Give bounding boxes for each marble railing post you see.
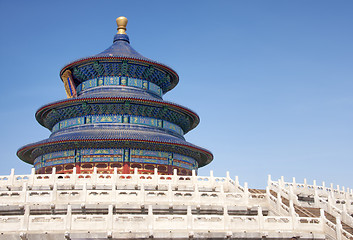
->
[172,169,177,185]
[82,183,87,203]
[210,170,215,188]
[342,186,346,200]
[148,205,153,238]
[319,209,325,232]
[330,183,334,194]
[111,180,116,202]
[289,185,299,205]
[173,168,178,186]
[280,176,285,189]
[192,169,196,187]
[289,200,295,216]
[21,204,29,232]
[66,205,72,232]
[290,200,297,230]
[313,180,319,208]
[223,205,229,232]
[9,168,15,186]
[168,183,173,205]
[22,182,27,203]
[225,171,230,191]
[194,184,200,206]
[191,169,197,189]
[107,204,113,236]
[327,194,333,213]
[52,183,57,203]
[265,186,271,207]
[258,206,264,230]
[342,204,348,223]
[113,167,118,183]
[288,185,292,200]
[292,177,297,193]
[235,176,240,191]
[50,167,56,186]
[187,205,193,238]
[140,183,145,205]
[244,182,249,204]
[220,184,225,205]
[276,178,281,194]
[303,178,307,192]
[30,168,35,185]
[335,216,342,240]
[322,181,326,194]
[93,167,97,182]
[277,191,282,212]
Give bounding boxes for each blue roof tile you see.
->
[94,34,151,60]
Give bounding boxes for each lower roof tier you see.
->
[17,124,213,168]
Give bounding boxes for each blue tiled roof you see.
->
[17,124,213,166]
[94,34,151,60]
[35,92,200,133]
[60,33,179,93]
[49,124,185,143]
[51,123,184,140]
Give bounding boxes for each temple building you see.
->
[17,16,213,176]
[0,17,352,240]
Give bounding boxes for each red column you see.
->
[75,163,81,174]
[122,163,130,174]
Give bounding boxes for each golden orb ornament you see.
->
[116,16,128,34]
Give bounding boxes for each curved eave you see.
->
[60,56,179,93]
[35,97,200,133]
[17,138,213,167]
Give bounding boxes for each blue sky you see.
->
[0,1,352,188]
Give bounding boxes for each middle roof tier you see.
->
[36,86,200,134]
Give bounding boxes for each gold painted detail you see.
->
[61,70,77,98]
[116,16,128,34]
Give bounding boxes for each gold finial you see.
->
[116,16,128,34]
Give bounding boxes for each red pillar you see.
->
[122,163,130,174]
[75,163,81,174]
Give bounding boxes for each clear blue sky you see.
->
[0,1,352,189]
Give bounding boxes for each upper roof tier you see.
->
[60,17,179,94]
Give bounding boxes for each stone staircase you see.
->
[251,188,353,238]
[249,189,266,194]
